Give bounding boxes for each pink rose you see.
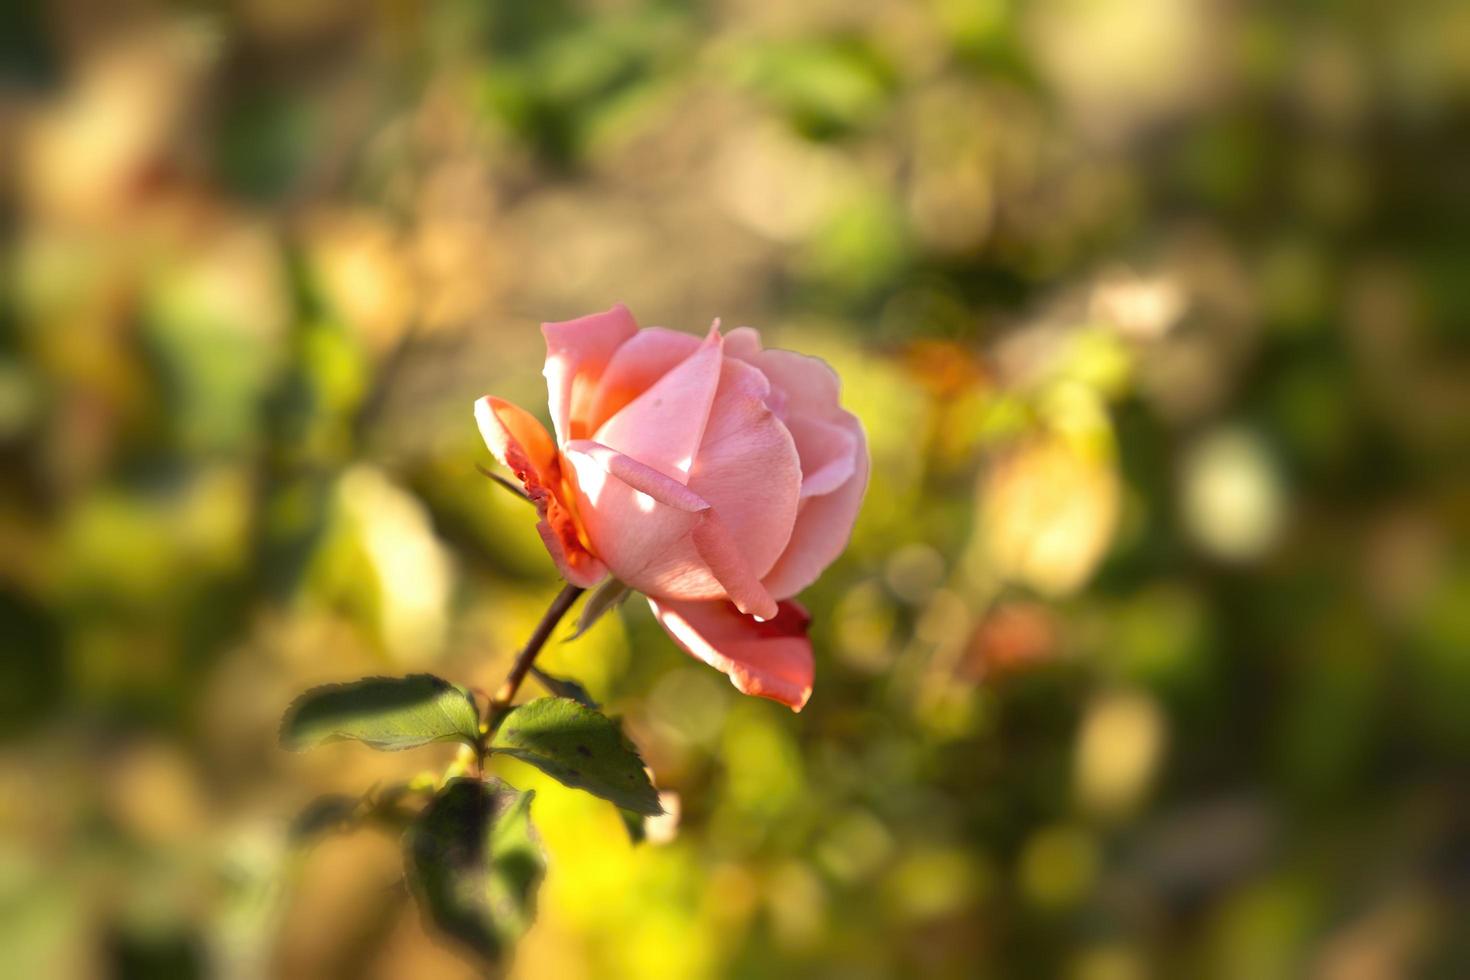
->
[476,304,868,710]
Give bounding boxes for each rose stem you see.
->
[486,582,585,725]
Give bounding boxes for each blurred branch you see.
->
[351,319,422,447]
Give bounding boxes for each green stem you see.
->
[485,583,584,732]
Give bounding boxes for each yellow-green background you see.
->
[2,0,1467,976]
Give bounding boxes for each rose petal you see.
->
[475,395,557,476]
[739,347,844,423]
[691,517,778,621]
[728,343,858,491]
[761,411,869,599]
[593,325,723,485]
[542,304,640,444]
[722,326,763,359]
[782,414,858,499]
[687,358,801,578]
[564,440,707,513]
[585,327,703,433]
[563,441,706,598]
[475,396,607,587]
[648,597,814,710]
[564,439,777,618]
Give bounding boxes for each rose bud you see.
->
[476,305,868,710]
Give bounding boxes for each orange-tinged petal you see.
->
[475,396,606,587]
[476,395,558,476]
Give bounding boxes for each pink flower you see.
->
[476,305,868,710]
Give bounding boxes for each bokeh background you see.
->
[3,0,1468,977]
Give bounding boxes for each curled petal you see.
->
[648,597,814,711]
[475,396,606,587]
[564,440,707,513]
[542,304,640,443]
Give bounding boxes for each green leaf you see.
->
[529,666,599,709]
[404,778,545,964]
[490,698,662,816]
[279,675,481,752]
[565,577,629,640]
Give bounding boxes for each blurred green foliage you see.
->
[2,0,1468,977]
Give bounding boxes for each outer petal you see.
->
[475,396,607,588]
[648,597,814,711]
[687,358,801,579]
[725,341,869,599]
[727,339,861,496]
[475,394,558,475]
[593,326,723,485]
[542,304,640,444]
[564,440,778,619]
[761,412,869,599]
[585,327,703,433]
[691,518,779,622]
